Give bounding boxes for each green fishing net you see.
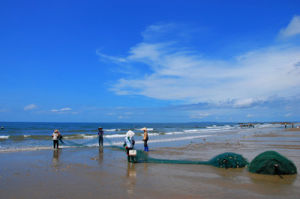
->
[248,151,297,175]
[128,150,249,169]
[207,152,249,168]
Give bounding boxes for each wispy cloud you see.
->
[246,114,254,118]
[51,107,74,113]
[189,112,210,119]
[96,50,127,63]
[279,15,300,38]
[24,104,37,111]
[232,98,266,108]
[285,113,292,117]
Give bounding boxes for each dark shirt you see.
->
[98,130,104,136]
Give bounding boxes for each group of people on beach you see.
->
[98,126,149,153]
[51,127,149,154]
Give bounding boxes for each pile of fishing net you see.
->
[128,150,249,168]
[128,149,297,175]
[248,151,297,175]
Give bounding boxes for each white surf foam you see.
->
[137,128,154,131]
[146,135,211,144]
[256,123,281,128]
[165,127,234,136]
[0,135,9,139]
[148,133,159,136]
[105,134,126,138]
[82,134,98,139]
[104,129,117,132]
[165,131,185,135]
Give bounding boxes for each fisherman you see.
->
[58,132,64,144]
[142,127,149,152]
[124,130,135,161]
[98,127,104,149]
[52,129,61,149]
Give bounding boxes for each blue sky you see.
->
[1,0,300,122]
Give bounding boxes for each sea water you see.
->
[0,122,283,152]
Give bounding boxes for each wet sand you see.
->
[0,128,299,199]
[286,128,300,132]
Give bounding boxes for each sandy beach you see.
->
[1,127,299,199]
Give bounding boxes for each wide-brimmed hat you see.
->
[126,130,135,137]
[98,127,103,129]
[142,127,147,131]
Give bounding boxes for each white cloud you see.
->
[51,107,72,113]
[189,112,210,119]
[279,16,300,38]
[246,114,254,118]
[100,20,300,106]
[285,113,292,117]
[60,107,72,111]
[110,44,300,104]
[24,104,37,111]
[233,98,265,108]
[96,50,127,63]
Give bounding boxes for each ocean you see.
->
[0,122,283,152]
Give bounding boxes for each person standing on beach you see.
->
[124,130,135,161]
[98,127,104,149]
[52,129,61,149]
[142,127,149,152]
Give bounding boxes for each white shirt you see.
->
[52,132,59,140]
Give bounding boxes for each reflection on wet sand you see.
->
[98,148,104,165]
[143,163,148,174]
[249,172,297,184]
[212,166,246,179]
[52,149,61,169]
[247,173,298,195]
[126,163,136,195]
